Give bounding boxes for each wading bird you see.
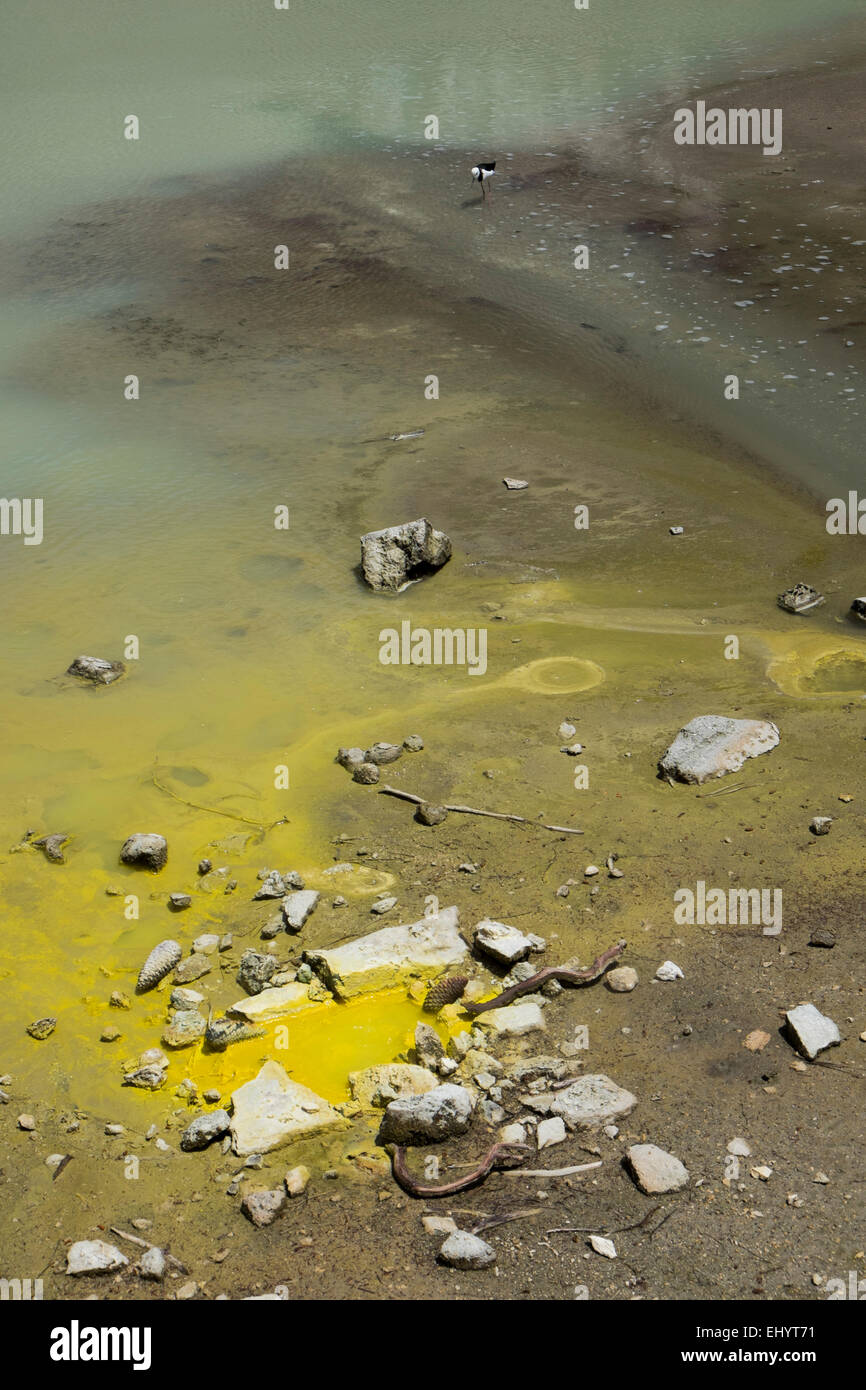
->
[471,160,496,199]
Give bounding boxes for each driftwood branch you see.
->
[379,785,583,835]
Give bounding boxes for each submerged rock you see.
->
[26,1017,56,1040]
[174,953,212,985]
[659,715,780,784]
[377,1083,474,1145]
[366,742,403,765]
[204,1016,266,1050]
[66,655,125,686]
[230,1061,345,1154]
[306,905,467,1000]
[162,1010,207,1049]
[352,762,380,785]
[242,1188,287,1228]
[136,939,182,993]
[360,517,452,592]
[282,890,320,931]
[32,833,69,864]
[777,583,825,614]
[416,802,448,826]
[121,833,168,871]
[123,1065,167,1091]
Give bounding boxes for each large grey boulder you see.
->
[360,517,452,592]
[659,715,779,784]
[377,1083,474,1145]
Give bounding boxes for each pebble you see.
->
[242,1189,287,1228]
[606,966,638,993]
[105,1123,125,1136]
[422,1215,457,1235]
[500,1122,527,1145]
[727,1137,752,1157]
[626,1143,690,1193]
[589,1235,617,1259]
[26,1017,56,1041]
[110,991,131,1010]
[416,803,448,826]
[176,1281,198,1300]
[100,1025,121,1042]
[655,961,684,981]
[370,896,398,915]
[558,722,577,740]
[584,865,599,877]
[403,735,424,752]
[352,762,380,785]
[438,1231,496,1270]
[809,927,836,948]
[66,1240,128,1275]
[174,953,212,985]
[181,1110,231,1152]
[537,1116,567,1149]
[809,816,833,836]
[285,1165,311,1196]
[192,933,220,954]
[139,1246,166,1281]
[169,893,192,911]
[785,1003,841,1059]
[17,1114,36,1130]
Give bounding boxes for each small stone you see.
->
[377,1084,474,1145]
[558,722,577,740]
[17,1113,36,1130]
[669,526,684,536]
[105,1123,125,1135]
[813,1172,830,1185]
[282,890,320,931]
[606,966,638,993]
[560,743,584,755]
[727,1137,752,1157]
[67,1240,128,1275]
[181,1110,231,1151]
[809,816,832,836]
[743,1029,771,1052]
[626,1143,690,1194]
[537,1116,567,1149]
[503,477,529,490]
[203,1089,221,1104]
[370,896,398,915]
[589,1235,617,1259]
[192,933,220,954]
[26,1017,56,1041]
[174,953,211,985]
[237,950,279,995]
[198,859,213,875]
[584,864,599,877]
[242,1188,287,1227]
[109,991,131,1010]
[422,1215,457,1235]
[474,918,532,966]
[176,1281,198,1300]
[416,803,448,826]
[603,1124,619,1139]
[219,934,233,952]
[366,742,403,765]
[169,893,192,911]
[809,927,836,949]
[476,1001,546,1038]
[100,1026,121,1043]
[655,961,684,981]
[500,1122,527,1145]
[162,1010,207,1049]
[352,762,380,785]
[438,1231,495,1270]
[170,987,204,1010]
[139,1246,166,1281]
[403,735,424,752]
[45,1153,68,1170]
[785,1003,840,1059]
[285,1165,310,1196]
[751,1166,773,1182]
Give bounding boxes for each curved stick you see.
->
[462,939,626,1015]
[391,1142,531,1198]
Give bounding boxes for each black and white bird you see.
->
[470,160,496,199]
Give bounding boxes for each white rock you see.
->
[282,890,320,931]
[547,1075,637,1129]
[422,1215,458,1235]
[139,1246,166,1281]
[659,715,780,784]
[284,1165,310,1196]
[606,966,638,992]
[537,1116,567,1150]
[500,1122,527,1145]
[348,1063,439,1108]
[751,1166,773,1182]
[474,918,532,966]
[727,1137,752,1157]
[558,722,577,739]
[230,1061,345,1155]
[305,905,466,999]
[476,1001,546,1037]
[626,1143,690,1193]
[377,1083,474,1145]
[584,864,599,877]
[67,1240,129,1275]
[229,983,322,1022]
[656,961,684,981]
[192,933,220,955]
[785,1003,841,1059]
[589,1235,617,1259]
[438,1230,495,1270]
[603,1124,619,1139]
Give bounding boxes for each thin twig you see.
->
[546,1205,660,1237]
[501,1160,602,1179]
[151,761,288,834]
[470,1207,544,1236]
[379,785,583,835]
[110,1226,188,1274]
